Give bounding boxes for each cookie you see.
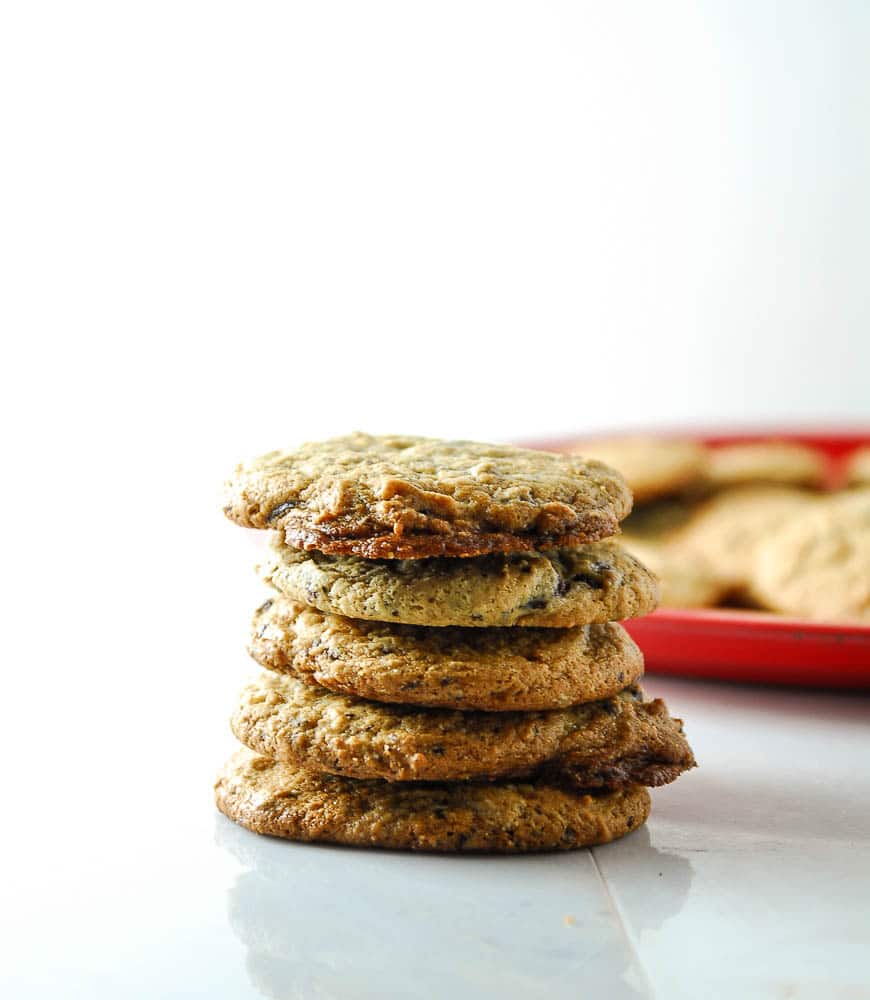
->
[260,536,660,628]
[223,433,632,558]
[249,595,645,711]
[566,437,708,504]
[230,673,695,787]
[751,490,870,621]
[620,538,727,609]
[846,446,870,486]
[215,748,651,852]
[676,485,817,593]
[706,441,826,489]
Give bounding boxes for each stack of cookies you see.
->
[216,433,696,853]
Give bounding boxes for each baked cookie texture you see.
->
[568,436,708,504]
[217,431,696,852]
[260,536,660,628]
[751,490,870,622]
[216,748,651,853]
[223,433,632,558]
[230,672,695,787]
[248,595,645,711]
[706,441,826,489]
[676,485,817,593]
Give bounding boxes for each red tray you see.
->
[542,429,870,688]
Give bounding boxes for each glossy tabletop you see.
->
[4,662,868,999]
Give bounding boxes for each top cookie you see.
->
[566,436,708,505]
[223,433,632,558]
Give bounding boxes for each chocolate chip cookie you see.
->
[751,489,870,621]
[249,595,644,710]
[223,433,632,558]
[215,748,651,852]
[260,537,659,628]
[230,673,695,787]
[676,485,817,593]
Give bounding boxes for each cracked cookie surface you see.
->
[249,595,644,710]
[230,673,695,786]
[215,748,651,852]
[223,433,632,558]
[261,536,659,628]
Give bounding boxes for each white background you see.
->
[1,3,869,997]
[3,1,869,457]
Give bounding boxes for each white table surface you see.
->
[4,664,868,1000]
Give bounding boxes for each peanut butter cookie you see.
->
[223,433,632,558]
[215,748,651,852]
[249,595,644,710]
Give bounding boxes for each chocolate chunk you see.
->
[266,500,296,522]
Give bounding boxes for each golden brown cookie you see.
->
[223,433,632,558]
[706,441,826,489]
[676,485,817,593]
[260,537,659,628]
[248,595,645,711]
[215,748,651,853]
[750,490,870,621]
[230,673,695,787]
[566,436,708,504]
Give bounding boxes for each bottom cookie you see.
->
[215,748,651,853]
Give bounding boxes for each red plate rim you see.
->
[529,427,870,684]
[641,605,870,639]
